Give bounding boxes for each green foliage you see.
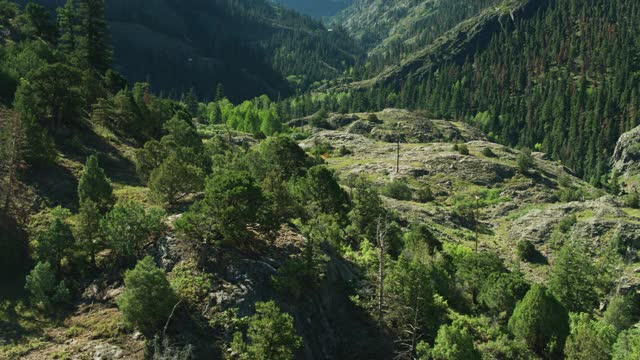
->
[613,328,640,360]
[168,260,213,307]
[34,218,75,270]
[176,170,264,245]
[558,187,591,203]
[624,192,640,209]
[14,63,84,124]
[478,335,537,360]
[24,261,70,310]
[603,294,636,333]
[347,178,387,242]
[415,183,434,203]
[74,199,101,268]
[403,224,442,255]
[381,179,412,201]
[253,135,312,181]
[231,301,302,360]
[430,324,481,360]
[516,148,534,173]
[548,241,599,313]
[272,258,308,299]
[457,143,469,156]
[557,214,577,233]
[366,113,381,123]
[100,201,165,263]
[516,240,537,262]
[455,251,505,301]
[478,271,529,318]
[481,147,496,158]
[117,256,177,334]
[148,153,205,206]
[386,254,448,343]
[78,155,114,213]
[508,284,569,358]
[291,165,348,219]
[565,313,617,360]
[135,140,170,182]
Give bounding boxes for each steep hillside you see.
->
[295,109,640,290]
[326,0,640,188]
[333,0,502,76]
[275,0,351,18]
[21,0,362,101]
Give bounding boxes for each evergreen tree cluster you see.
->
[280,0,640,186]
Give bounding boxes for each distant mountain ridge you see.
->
[274,0,351,17]
[17,0,361,101]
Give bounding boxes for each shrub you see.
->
[558,187,587,202]
[117,256,177,334]
[231,301,302,360]
[431,324,481,360]
[481,147,496,157]
[624,192,640,209]
[24,262,70,311]
[548,241,599,313]
[336,145,352,157]
[404,224,442,254]
[557,214,577,233]
[381,179,412,201]
[78,155,115,213]
[558,175,572,188]
[35,218,75,270]
[516,148,534,173]
[603,294,636,333]
[516,240,537,262]
[367,113,381,123]
[613,328,640,360]
[478,272,529,317]
[169,260,213,307]
[175,170,264,245]
[416,184,434,203]
[457,143,469,155]
[564,313,617,360]
[100,202,166,263]
[148,153,205,206]
[508,284,569,358]
[456,251,506,301]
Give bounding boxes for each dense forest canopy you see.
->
[2,0,640,359]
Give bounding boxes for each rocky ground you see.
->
[297,109,640,289]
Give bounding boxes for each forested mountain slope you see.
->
[274,0,351,18]
[326,0,640,188]
[333,0,502,77]
[19,0,361,101]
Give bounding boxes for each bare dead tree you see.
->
[393,284,423,360]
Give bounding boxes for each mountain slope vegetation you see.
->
[275,0,351,18]
[3,0,640,359]
[334,0,503,76]
[19,0,362,101]
[295,0,640,188]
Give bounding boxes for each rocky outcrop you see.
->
[612,125,640,191]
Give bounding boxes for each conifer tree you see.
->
[78,155,114,213]
[76,0,112,73]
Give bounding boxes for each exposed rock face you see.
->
[187,226,391,360]
[612,125,640,191]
